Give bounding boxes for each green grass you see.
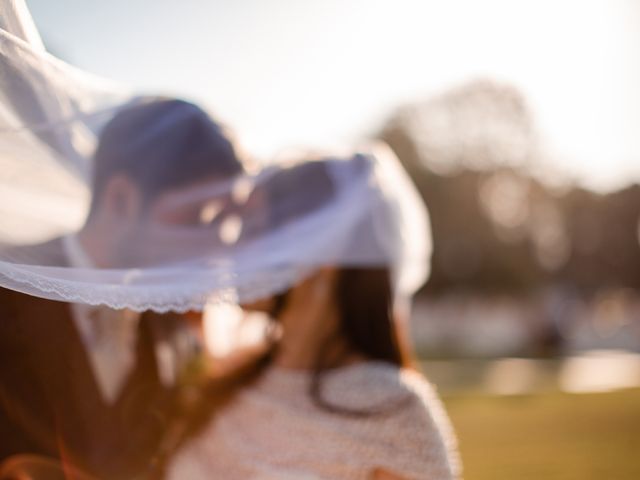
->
[442,389,640,480]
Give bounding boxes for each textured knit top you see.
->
[167,361,461,479]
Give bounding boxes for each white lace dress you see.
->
[167,362,461,479]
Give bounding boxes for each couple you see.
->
[0,97,460,480]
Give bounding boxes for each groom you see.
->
[0,98,243,478]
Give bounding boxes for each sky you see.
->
[27,0,640,192]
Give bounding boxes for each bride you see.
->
[166,157,461,480]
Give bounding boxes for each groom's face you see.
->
[145,176,245,238]
[99,173,236,267]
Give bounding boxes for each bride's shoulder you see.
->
[335,361,435,400]
[339,362,461,478]
[323,361,442,412]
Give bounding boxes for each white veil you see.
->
[0,1,432,312]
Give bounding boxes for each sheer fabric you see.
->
[0,1,432,312]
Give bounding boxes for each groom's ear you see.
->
[100,174,143,223]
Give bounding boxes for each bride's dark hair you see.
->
[335,268,413,369]
[307,266,416,417]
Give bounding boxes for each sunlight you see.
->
[28,0,640,191]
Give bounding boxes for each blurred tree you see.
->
[558,185,640,292]
[377,79,640,298]
[393,78,539,174]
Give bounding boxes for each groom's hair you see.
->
[89,97,242,214]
